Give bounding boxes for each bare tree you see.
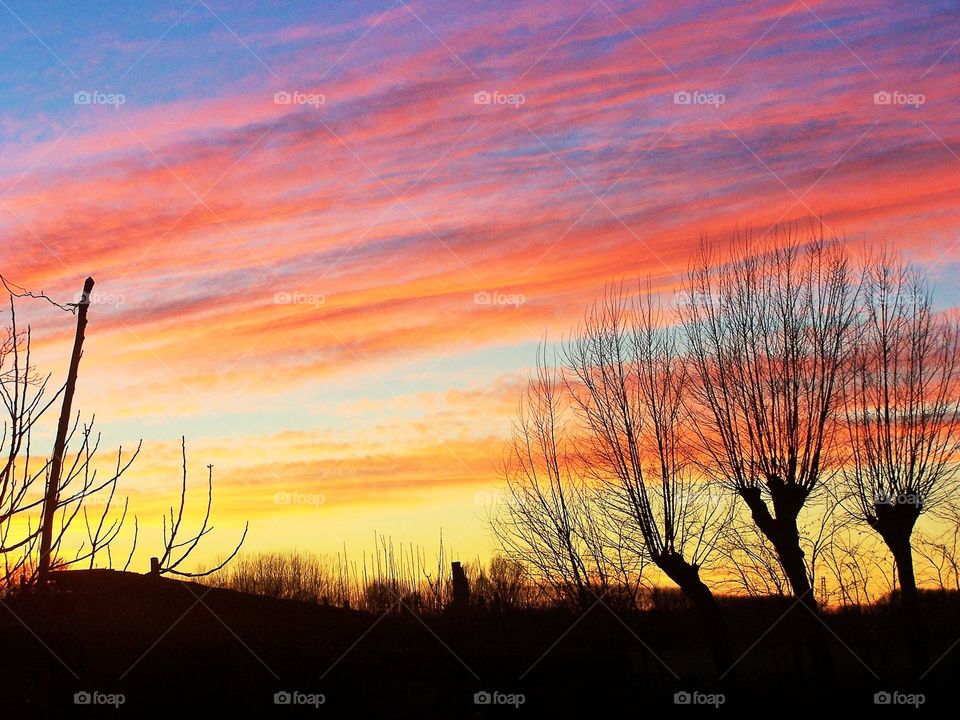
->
[44,419,140,576]
[680,225,859,676]
[472,556,530,610]
[914,485,960,592]
[1,303,61,582]
[564,285,734,674]
[840,251,960,671]
[1,291,137,589]
[155,437,248,577]
[818,525,894,607]
[916,522,960,593]
[490,347,614,609]
[715,514,789,597]
[1,279,245,590]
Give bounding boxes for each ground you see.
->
[0,570,955,716]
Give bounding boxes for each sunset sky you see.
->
[2,0,959,569]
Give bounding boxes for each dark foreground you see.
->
[0,570,955,717]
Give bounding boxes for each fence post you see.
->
[451,561,470,610]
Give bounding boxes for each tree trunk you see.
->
[37,277,94,584]
[657,553,735,680]
[871,502,927,677]
[739,486,835,681]
[889,538,927,675]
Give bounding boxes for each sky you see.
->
[1,0,959,570]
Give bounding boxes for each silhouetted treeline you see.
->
[491,224,960,679]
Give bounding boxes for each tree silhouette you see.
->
[155,437,248,577]
[564,285,735,674]
[679,226,859,677]
[1,287,137,587]
[0,276,246,587]
[841,250,960,673]
[490,347,614,608]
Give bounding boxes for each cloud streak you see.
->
[2,0,959,560]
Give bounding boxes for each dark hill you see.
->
[1,570,956,717]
